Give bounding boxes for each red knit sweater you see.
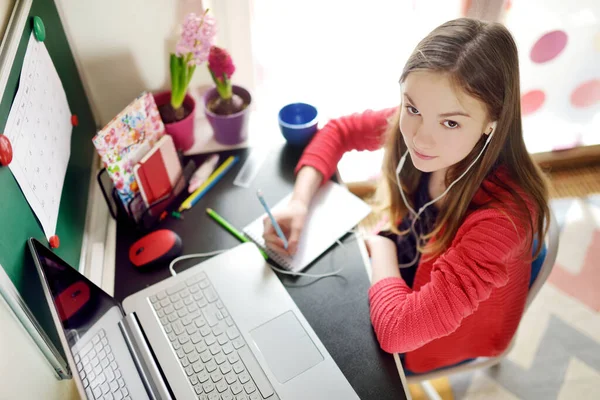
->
[296,109,532,373]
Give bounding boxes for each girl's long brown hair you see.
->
[378,18,550,259]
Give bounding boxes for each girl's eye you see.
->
[443,120,459,129]
[406,106,420,115]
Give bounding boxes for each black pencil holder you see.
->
[97,156,196,231]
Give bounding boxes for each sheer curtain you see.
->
[250,0,464,119]
[244,1,462,182]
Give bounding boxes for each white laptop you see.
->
[28,238,359,400]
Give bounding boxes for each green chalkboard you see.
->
[0,0,96,364]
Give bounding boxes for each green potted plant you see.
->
[154,9,216,151]
[203,46,252,145]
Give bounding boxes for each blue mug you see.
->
[278,103,318,147]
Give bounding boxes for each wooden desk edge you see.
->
[532,144,600,169]
[342,145,600,195]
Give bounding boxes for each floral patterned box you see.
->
[92,92,166,218]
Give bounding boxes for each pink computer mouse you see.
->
[129,229,182,268]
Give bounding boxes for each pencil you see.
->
[178,155,239,212]
[256,189,288,249]
[206,208,268,260]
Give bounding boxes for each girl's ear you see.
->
[485,121,497,136]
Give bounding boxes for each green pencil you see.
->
[206,208,268,260]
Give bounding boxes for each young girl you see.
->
[263,18,550,374]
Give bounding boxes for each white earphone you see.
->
[489,121,497,136]
[394,121,497,268]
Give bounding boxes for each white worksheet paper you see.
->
[4,33,72,239]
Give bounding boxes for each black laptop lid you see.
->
[28,238,121,349]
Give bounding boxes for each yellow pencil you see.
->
[178,155,239,212]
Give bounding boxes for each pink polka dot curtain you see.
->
[503,0,600,153]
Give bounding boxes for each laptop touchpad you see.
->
[250,311,324,383]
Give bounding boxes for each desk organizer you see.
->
[97,156,196,231]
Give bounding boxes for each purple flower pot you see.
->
[204,85,251,145]
[153,90,196,151]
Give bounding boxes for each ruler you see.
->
[233,148,269,188]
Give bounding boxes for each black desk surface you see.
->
[113,144,407,400]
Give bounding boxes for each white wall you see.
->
[0,0,15,40]
[55,0,255,126]
[0,297,78,400]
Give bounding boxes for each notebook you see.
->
[133,135,182,207]
[92,92,166,216]
[243,181,372,272]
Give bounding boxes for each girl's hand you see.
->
[262,199,308,256]
[365,235,397,258]
[365,235,401,283]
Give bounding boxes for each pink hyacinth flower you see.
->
[208,46,236,81]
[175,12,217,66]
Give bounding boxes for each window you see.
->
[251,0,463,118]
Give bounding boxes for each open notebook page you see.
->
[242,181,372,272]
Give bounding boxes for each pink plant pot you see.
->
[153,90,196,151]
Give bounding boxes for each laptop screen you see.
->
[29,238,121,351]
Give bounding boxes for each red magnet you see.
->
[0,134,13,166]
[159,211,168,221]
[49,235,60,249]
[71,115,79,127]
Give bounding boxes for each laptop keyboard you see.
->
[74,329,130,400]
[150,271,275,400]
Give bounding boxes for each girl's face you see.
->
[400,71,494,173]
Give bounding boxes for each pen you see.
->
[256,189,288,249]
[188,154,219,193]
[206,208,268,260]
